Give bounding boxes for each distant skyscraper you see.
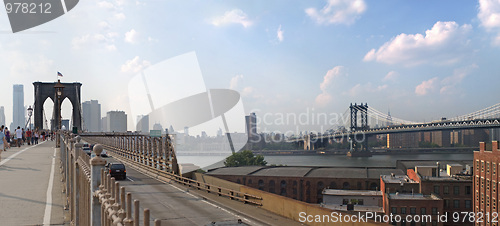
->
[106,111,127,132]
[82,100,101,132]
[136,115,149,134]
[12,84,24,129]
[245,112,257,141]
[0,106,5,126]
[101,116,108,132]
[184,126,189,136]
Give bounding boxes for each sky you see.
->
[0,0,499,134]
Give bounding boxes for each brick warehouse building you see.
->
[474,141,500,226]
[206,166,405,203]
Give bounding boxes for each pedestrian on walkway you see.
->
[0,125,7,161]
[3,127,10,150]
[34,130,39,144]
[26,129,32,145]
[15,126,22,147]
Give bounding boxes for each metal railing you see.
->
[82,134,263,206]
[59,132,161,225]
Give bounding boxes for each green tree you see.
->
[224,150,267,167]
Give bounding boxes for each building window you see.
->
[421,222,426,226]
[432,207,438,215]
[329,182,336,189]
[269,180,275,193]
[465,186,471,195]
[258,180,264,190]
[370,183,378,190]
[343,182,350,189]
[453,200,460,208]
[434,185,440,194]
[358,199,364,205]
[444,199,450,208]
[343,199,349,205]
[465,200,471,209]
[410,208,416,214]
[443,186,449,194]
[401,207,406,214]
[247,179,252,185]
[487,162,490,174]
[392,207,397,214]
[420,207,426,214]
[280,180,287,196]
[357,182,362,189]
[453,186,459,195]
[432,221,437,226]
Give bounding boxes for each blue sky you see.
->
[0,0,499,133]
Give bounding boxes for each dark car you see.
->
[106,162,126,180]
[83,146,92,156]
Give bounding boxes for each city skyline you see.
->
[0,1,499,132]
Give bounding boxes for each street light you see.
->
[54,79,64,147]
[25,105,33,130]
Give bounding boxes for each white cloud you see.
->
[212,9,253,28]
[478,0,500,30]
[71,33,117,51]
[121,56,151,73]
[114,13,126,20]
[440,64,478,94]
[125,29,138,43]
[478,0,500,46]
[363,21,472,66]
[415,77,438,96]
[148,36,159,43]
[229,74,243,89]
[346,83,387,96]
[383,71,398,81]
[277,25,284,42]
[315,66,346,107]
[98,1,114,9]
[306,0,366,25]
[99,21,110,30]
[241,86,253,96]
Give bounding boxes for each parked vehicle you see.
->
[105,162,126,180]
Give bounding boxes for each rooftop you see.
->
[323,189,382,197]
[388,193,441,201]
[206,166,405,179]
[322,204,384,213]
[381,174,418,184]
[251,167,313,177]
[206,166,265,176]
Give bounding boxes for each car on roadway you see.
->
[105,162,126,180]
[89,144,108,157]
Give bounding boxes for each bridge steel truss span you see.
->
[328,118,500,139]
[80,133,263,206]
[82,133,179,175]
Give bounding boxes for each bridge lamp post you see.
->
[54,79,65,147]
[26,105,33,130]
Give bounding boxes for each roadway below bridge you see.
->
[105,154,304,226]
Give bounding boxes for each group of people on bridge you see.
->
[0,125,53,155]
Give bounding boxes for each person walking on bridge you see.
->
[15,126,22,147]
[0,125,7,161]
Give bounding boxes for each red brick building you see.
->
[474,141,500,226]
[206,166,405,203]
